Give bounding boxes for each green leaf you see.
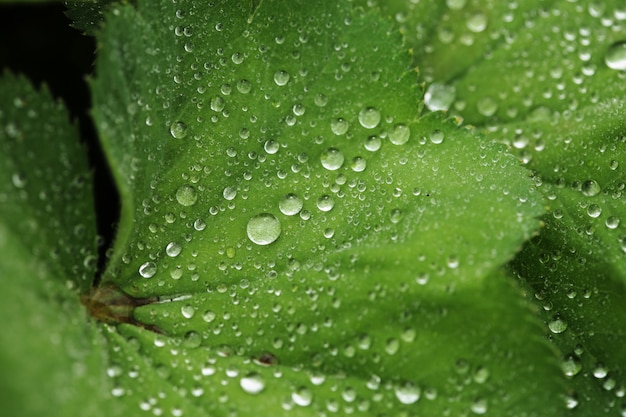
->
[0,74,118,417]
[87,0,565,415]
[64,0,132,35]
[382,0,626,413]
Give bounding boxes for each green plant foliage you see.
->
[1,0,626,416]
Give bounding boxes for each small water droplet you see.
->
[389,124,410,145]
[181,304,195,319]
[292,387,313,407]
[316,195,335,212]
[240,373,265,395]
[210,96,225,112]
[364,135,382,152]
[424,83,456,111]
[279,193,303,216]
[139,262,157,278]
[477,97,498,117]
[358,107,381,129]
[176,185,198,206]
[593,363,608,379]
[394,382,420,404]
[390,208,404,223]
[548,316,568,334]
[247,213,281,245]
[581,180,601,196]
[351,156,367,172]
[170,120,187,139]
[561,354,582,377]
[605,216,620,229]
[446,0,467,10]
[264,139,279,154]
[166,242,182,257]
[605,41,626,71]
[11,173,27,188]
[587,204,602,218]
[331,118,350,135]
[274,70,290,86]
[320,148,345,170]
[466,13,487,33]
[471,398,488,414]
[429,130,445,144]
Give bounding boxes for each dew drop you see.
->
[273,70,290,86]
[240,372,265,395]
[394,382,421,404]
[247,213,281,245]
[331,118,350,135]
[548,316,568,334]
[429,129,445,144]
[477,97,498,117]
[320,148,345,170]
[139,262,157,278]
[471,398,488,414]
[587,204,602,218]
[446,0,467,10]
[210,96,225,112]
[390,208,404,224]
[11,173,27,188]
[316,195,335,212]
[605,41,626,71]
[466,13,488,33]
[351,156,367,172]
[424,83,456,111]
[389,124,410,145]
[279,193,303,216]
[166,242,182,257]
[181,305,195,319]
[581,179,601,196]
[170,120,187,139]
[606,216,620,229]
[176,185,198,206]
[561,354,582,377]
[358,107,381,129]
[292,387,313,407]
[264,139,279,154]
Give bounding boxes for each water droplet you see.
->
[292,387,313,407]
[176,185,198,206]
[561,355,582,377]
[181,305,195,319]
[593,363,608,379]
[394,382,421,404]
[331,118,350,135]
[471,398,488,414]
[247,213,281,245]
[210,96,225,112]
[236,79,252,94]
[429,130,445,144]
[351,156,367,172]
[466,13,487,33]
[581,180,601,196]
[320,148,345,170]
[364,135,382,152]
[385,338,400,355]
[477,97,498,117]
[316,195,335,212]
[389,124,410,145]
[390,208,404,223]
[424,83,456,111]
[139,262,157,278]
[446,0,467,10]
[11,173,27,188]
[170,120,187,139]
[279,193,303,216]
[240,372,265,395]
[605,41,626,71]
[273,70,290,86]
[606,216,620,229]
[358,107,381,129]
[166,242,182,257]
[587,204,602,218]
[264,139,279,154]
[548,316,568,334]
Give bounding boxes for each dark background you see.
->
[0,3,118,274]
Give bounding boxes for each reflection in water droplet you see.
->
[274,70,290,86]
[279,193,303,216]
[139,262,157,278]
[170,120,187,139]
[424,83,456,111]
[320,148,345,170]
[358,107,381,129]
[389,124,410,145]
[176,185,198,206]
[240,373,265,395]
[605,41,626,71]
[247,213,281,245]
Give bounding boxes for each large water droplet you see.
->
[316,195,335,212]
[170,120,187,139]
[292,387,313,407]
[605,41,626,71]
[561,355,582,377]
[279,193,303,216]
[166,242,182,257]
[210,96,225,112]
[247,213,281,245]
[320,148,345,170]
[429,130,445,144]
[139,261,157,278]
[389,124,410,145]
[331,118,350,135]
[176,185,198,206]
[581,179,601,196]
[394,382,421,404]
[548,316,568,334]
[466,13,487,33]
[358,107,381,129]
[240,372,265,395]
[424,83,456,111]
